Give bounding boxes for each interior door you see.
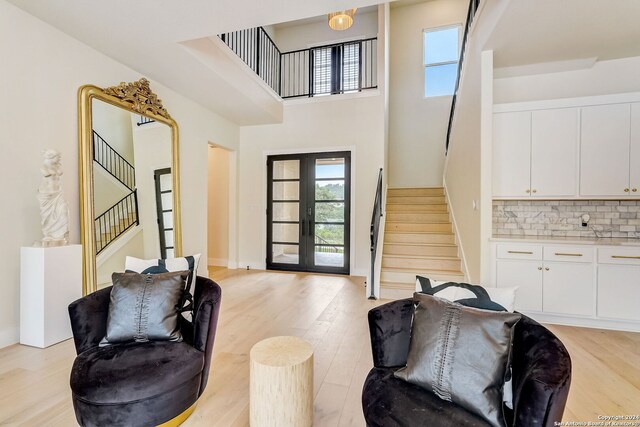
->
[154,168,174,258]
[267,152,350,274]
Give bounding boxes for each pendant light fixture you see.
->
[328,8,357,31]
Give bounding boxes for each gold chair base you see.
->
[157,402,197,427]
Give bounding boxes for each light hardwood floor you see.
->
[0,268,639,426]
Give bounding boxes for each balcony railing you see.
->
[220,27,281,95]
[219,27,377,99]
[281,38,378,99]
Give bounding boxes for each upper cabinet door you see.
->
[580,104,631,197]
[530,108,579,197]
[629,103,640,195]
[493,111,531,197]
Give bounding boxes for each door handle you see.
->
[302,219,306,236]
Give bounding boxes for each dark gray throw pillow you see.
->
[394,293,521,427]
[101,270,190,345]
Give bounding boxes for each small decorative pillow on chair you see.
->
[101,270,190,345]
[125,254,200,292]
[394,293,521,427]
[416,275,518,312]
[125,254,200,318]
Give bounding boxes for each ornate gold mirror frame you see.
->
[78,79,182,295]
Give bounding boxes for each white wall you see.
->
[494,56,640,104]
[0,0,239,349]
[444,0,508,283]
[388,0,468,189]
[238,94,385,276]
[208,146,230,266]
[273,11,378,52]
[92,100,135,163]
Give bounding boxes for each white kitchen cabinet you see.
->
[580,104,631,197]
[493,112,531,198]
[542,262,594,317]
[492,241,640,331]
[496,259,543,312]
[630,103,640,194]
[530,108,579,197]
[597,264,640,322]
[493,108,579,198]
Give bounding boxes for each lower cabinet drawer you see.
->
[598,247,640,266]
[544,246,594,263]
[496,244,542,260]
[597,264,640,321]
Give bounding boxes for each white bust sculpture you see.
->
[37,149,70,246]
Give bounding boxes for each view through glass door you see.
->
[267,152,351,274]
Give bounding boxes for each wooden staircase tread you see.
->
[384,231,455,235]
[381,266,464,274]
[385,221,451,225]
[380,281,418,290]
[382,254,461,261]
[384,242,457,247]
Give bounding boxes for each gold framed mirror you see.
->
[78,79,182,295]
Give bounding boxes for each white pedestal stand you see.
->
[20,244,82,348]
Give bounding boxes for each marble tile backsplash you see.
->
[493,200,640,239]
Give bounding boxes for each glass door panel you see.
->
[313,157,347,269]
[268,159,301,268]
[267,153,350,274]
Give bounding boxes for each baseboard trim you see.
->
[522,311,640,333]
[0,327,19,350]
[208,258,228,267]
[443,178,469,281]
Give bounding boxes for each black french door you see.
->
[267,152,351,275]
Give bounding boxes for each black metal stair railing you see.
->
[219,27,377,99]
[93,130,136,191]
[445,0,481,153]
[369,168,384,299]
[95,190,139,255]
[220,27,282,95]
[137,116,155,126]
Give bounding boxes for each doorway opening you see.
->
[266,151,351,275]
[207,145,232,270]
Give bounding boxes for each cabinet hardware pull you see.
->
[611,255,640,260]
[633,188,638,193]
[507,250,533,254]
[525,189,531,194]
[537,267,542,270]
[532,189,537,193]
[545,267,550,271]
[624,188,630,192]
[554,252,583,257]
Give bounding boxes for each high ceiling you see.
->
[485,0,640,71]
[7,0,388,124]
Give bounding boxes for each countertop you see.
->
[490,234,640,246]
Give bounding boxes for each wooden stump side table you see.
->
[250,336,314,427]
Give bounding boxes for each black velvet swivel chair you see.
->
[68,276,221,427]
[362,298,572,427]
